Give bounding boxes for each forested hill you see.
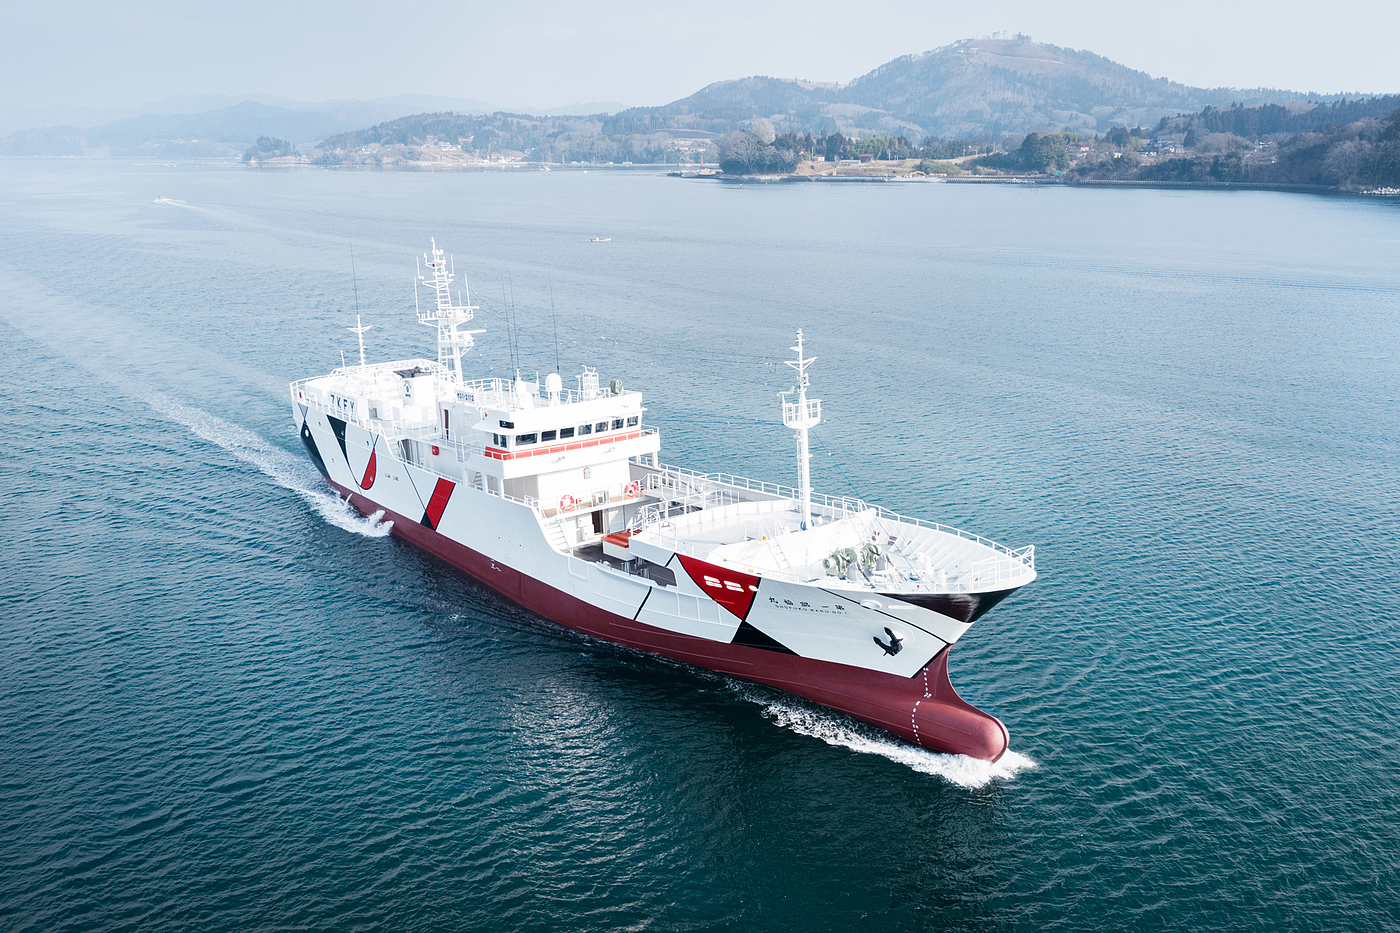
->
[312,111,688,164]
[316,111,604,153]
[1153,95,1400,138]
[1071,101,1400,191]
[600,37,1338,140]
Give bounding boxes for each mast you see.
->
[347,315,372,367]
[415,238,484,382]
[781,329,822,530]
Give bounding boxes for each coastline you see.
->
[7,156,1397,196]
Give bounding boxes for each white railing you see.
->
[642,463,1036,577]
[454,375,639,410]
[641,471,740,512]
[967,547,1038,586]
[289,358,447,394]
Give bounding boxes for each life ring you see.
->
[559,494,576,513]
[624,480,641,499]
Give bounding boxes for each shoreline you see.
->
[701,171,1399,197]
[6,156,1397,197]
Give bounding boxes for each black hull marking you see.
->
[878,587,1020,624]
[731,619,797,654]
[300,419,330,479]
[327,415,349,463]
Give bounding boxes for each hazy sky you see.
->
[4,0,1398,111]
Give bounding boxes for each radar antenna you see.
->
[780,329,822,530]
[415,238,484,382]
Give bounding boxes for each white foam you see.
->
[732,684,1036,788]
[147,395,393,538]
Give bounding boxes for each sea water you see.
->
[1,162,1397,931]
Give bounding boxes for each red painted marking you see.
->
[424,478,455,528]
[360,449,377,489]
[676,555,760,621]
[482,430,648,461]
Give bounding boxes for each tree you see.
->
[718,130,798,174]
[719,131,761,173]
[751,118,776,144]
[242,136,295,162]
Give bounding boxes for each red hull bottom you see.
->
[334,482,1010,762]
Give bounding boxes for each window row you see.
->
[490,415,639,448]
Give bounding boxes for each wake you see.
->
[147,395,393,538]
[730,683,1036,788]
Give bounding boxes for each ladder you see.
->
[543,519,572,553]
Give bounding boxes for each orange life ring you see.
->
[624,480,641,499]
[559,494,576,513]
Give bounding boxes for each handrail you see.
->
[647,463,1034,572]
[630,516,1029,592]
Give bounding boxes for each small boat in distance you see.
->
[290,240,1037,760]
[590,236,611,242]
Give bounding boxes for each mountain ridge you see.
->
[604,38,1353,141]
[2,38,1381,158]
[0,95,633,157]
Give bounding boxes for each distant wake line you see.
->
[147,395,393,538]
[730,683,1036,787]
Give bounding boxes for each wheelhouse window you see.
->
[578,423,592,436]
[515,433,537,445]
[491,433,507,447]
[541,430,557,442]
[611,419,624,430]
[626,416,638,427]
[560,427,575,439]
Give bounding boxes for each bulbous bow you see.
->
[907,649,1009,761]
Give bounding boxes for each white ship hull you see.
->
[290,240,1036,761]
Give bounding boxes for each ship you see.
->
[291,240,1037,760]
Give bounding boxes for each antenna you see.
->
[343,238,373,367]
[507,273,522,376]
[548,274,560,374]
[349,237,360,316]
[501,281,517,376]
[780,329,822,530]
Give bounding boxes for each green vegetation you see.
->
[844,136,919,160]
[1072,103,1400,190]
[718,132,979,174]
[971,132,1082,173]
[1157,96,1400,141]
[242,136,296,162]
[313,111,717,165]
[717,131,799,174]
[916,159,961,175]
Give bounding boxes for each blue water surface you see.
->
[1,162,1398,932]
